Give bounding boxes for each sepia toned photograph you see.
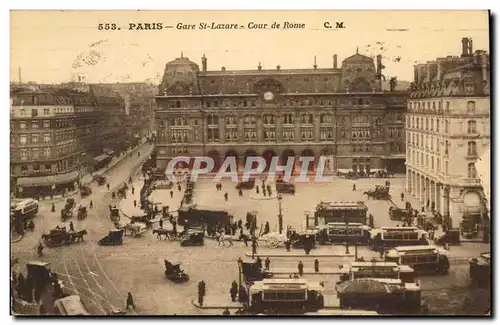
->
[9,10,491,316]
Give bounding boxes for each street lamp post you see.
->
[277,194,283,234]
[344,214,350,254]
[237,257,243,289]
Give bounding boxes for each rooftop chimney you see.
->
[221,66,226,72]
[436,61,443,81]
[461,37,473,57]
[202,54,207,72]
[333,54,338,69]
[313,56,317,70]
[258,62,262,71]
[276,65,281,70]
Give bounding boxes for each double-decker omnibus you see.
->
[369,227,428,251]
[313,201,368,226]
[11,199,39,220]
[249,279,324,314]
[385,245,450,275]
[338,261,416,283]
[316,222,371,244]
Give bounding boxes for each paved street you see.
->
[11,167,490,315]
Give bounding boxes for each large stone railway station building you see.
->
[154,50,408,175]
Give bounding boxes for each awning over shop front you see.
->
[103,148,115,156]
[16,171,79,187]
[94,154,109,163]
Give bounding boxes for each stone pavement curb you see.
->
[245,253,354,258]
[191,299,243,310]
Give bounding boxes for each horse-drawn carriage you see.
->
[93,174,107,186]
[77,206,87,220]
[180,230,204,246]
[258,232,288,248]
[124,223,148,237]
[130,215,154,227]
[41,226,87,247]
[98,229,124,246]
[61,198,76,222]
[164,260,189,282]
[389,206,412,222]
[275,179,296,194]
[80,185,92,197]
[291,230,317,251]
[236,179,255,190]
[109,206,120,222]
[364,185,390,200]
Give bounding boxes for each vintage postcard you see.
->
[9,10,491,316]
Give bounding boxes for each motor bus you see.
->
[369,227,428,251]
[316,222,371,245]
[11,199,39,220]
[53,295,90,315]
[338,261,416,283]
[249,279,324,314]
[469,252,491,288]
[385,245,450,275]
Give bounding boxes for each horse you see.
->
[70,230,87,243]
[217,232,234,247]
[153,229,176,240]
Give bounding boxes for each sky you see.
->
[10,10,490,84]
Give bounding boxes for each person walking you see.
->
[314,259,319,273]
[298,261,304,276]
[170,190,173,198]
[51,203,55,213]
[251,237,258,258]
[401,192,404,201]
[264,257,271,271]
[352,183,356,191]
[37,243,44,257]
[159,218,164,229]
[133,200,137,208]
[89,200,93,209]
[230,282,238,302]
[224,192,228,201]
[69,221,74,232]
[285,239,291,252]
[107,183,110,191]
[126,292,135,310]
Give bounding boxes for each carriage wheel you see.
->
[268,239,280,248]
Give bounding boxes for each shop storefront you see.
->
[15,170,79,199]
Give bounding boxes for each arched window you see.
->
[467,120,477,134]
